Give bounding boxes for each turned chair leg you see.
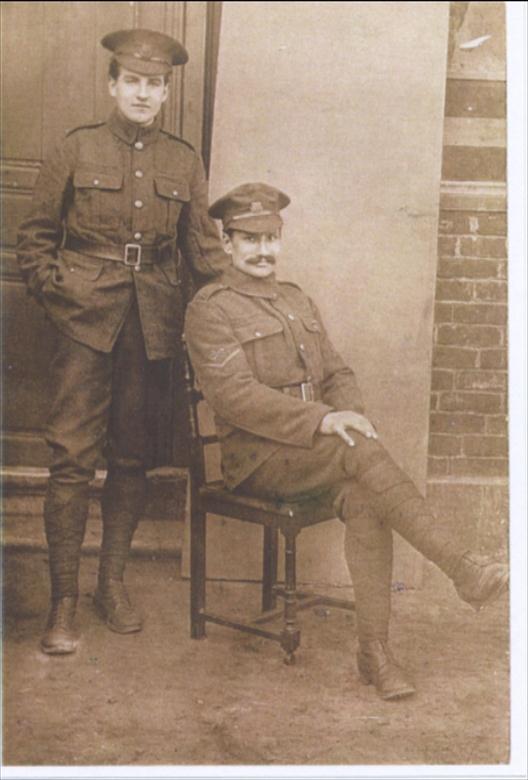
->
[280,527,300,664]
[190,506,206,639]
[262,525,279,612]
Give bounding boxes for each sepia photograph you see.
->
[1,1,526,777]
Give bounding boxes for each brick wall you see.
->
[427,1,508,527]
[429,209,508,479]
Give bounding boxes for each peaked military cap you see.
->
[101,28,188,75]
[209,183,290,233]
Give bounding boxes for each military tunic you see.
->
[17,109,227,360]
[184,265,365,488]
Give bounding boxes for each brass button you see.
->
[93,178,100,185]
[299,344,305,351]
[135,170,144,178]
[134,200,143,209]
[134,232,142,241]
[134,141,144,151]
[172,189,178,197]
[287,314,295,320]
[255,331,262,337]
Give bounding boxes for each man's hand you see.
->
[319,411,378,447]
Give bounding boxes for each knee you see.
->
[336,483,394,548]
[48,464,95,489]
[342,436,391,476]
[335,484,379,531]
[46,429,101,483]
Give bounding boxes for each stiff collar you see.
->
[107,109,162,146]
[221,266,281,299]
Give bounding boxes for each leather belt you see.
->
[279,382,321,402]
[64,234,173,270]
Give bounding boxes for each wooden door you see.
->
[1,1,213,469]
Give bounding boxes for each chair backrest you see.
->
[181,335,221,492]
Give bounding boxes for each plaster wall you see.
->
[202,2,450,586]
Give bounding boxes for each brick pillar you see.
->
[427,2,508,555]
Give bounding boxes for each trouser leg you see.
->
[98,298,148,584]
[240,434,464,579]
[95,300,149,633]
[45,328,112,600]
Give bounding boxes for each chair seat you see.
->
[199,481,337,529]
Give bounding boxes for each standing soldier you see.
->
[16,29,227,654]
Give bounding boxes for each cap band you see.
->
[230,209,274,221]
[123,51,171,66]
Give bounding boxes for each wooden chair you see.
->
[182,337,355,664]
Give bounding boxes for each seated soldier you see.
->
[184,182,509,701]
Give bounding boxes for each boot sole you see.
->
[358,659,416,700]
[40,639,78,655]
[465,571,509,612]
[359,671,416,700]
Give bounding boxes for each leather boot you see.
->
[357,640,416,701]
[95,469,146,633]
[452,553,509,611]
[40,596,79,654]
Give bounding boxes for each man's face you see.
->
[108,66,168,126]
[223,229,282,279]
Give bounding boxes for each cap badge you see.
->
[250,201,264,213]
[135,42,153,59]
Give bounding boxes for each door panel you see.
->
[1,1,209,469]
[1,2,46,161]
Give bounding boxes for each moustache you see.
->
[247,255,276,265]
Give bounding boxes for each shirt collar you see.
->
[221,266,281,299]
[107,108,161,146]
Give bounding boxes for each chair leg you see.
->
[280,527,301,664]
[262,525,278,612]
[190,505,206,639]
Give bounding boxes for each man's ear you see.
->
[108,79,117,99]
[221,231,232,254]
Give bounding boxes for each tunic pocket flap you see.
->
[233,320,284,343]
[154,176,191,202]
[73,170,123,190]
[301,316,321,333]
[60,249,104,281]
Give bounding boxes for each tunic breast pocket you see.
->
[154,175,190,233]
[232,319,286,384]
[73,169,123,229]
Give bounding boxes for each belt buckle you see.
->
[300,382,314,402]
[124,243,142,270]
